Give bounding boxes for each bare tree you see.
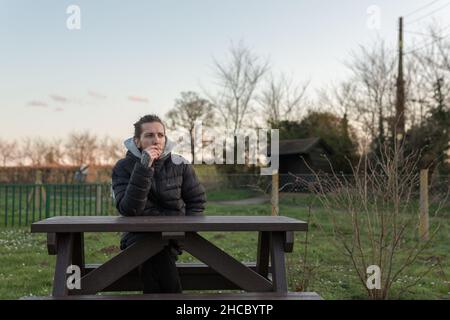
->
[18,137,52,166]
[345,40,397,144]
[257,73,309,125]
[319,81,358,121]
[318,81,366,154]
[65,131,98,167]
[208,41,269,134]
[0,138,16,166]
[404,23,450,175]
[97,136,124,165]
[166,91,215,160]
[406,56,432,127]
[17,138,66,166]
[296,140,446,299]
[429,23,450,75]
[43,139,66,166]
[410,24,450,123]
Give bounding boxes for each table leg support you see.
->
[270,232,288,292]
[72,233,85,277]
[256,231,270,278]
[183,232,273,292]
[76,233,166,295]
[52,233,74,297]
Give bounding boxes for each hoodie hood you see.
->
[124,136,176,161]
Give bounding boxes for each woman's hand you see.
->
[142,145,162,167]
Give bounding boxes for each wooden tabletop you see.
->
[30,215,308,233]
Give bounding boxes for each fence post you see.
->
[28,170,46,216]
[45,184,51,218]
[96,184,102,215]
[37,170,46,210]
[271,171,279,216]
[419,169,429,241]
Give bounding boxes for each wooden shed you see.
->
[278,137,334,174]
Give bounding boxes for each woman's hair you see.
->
[133,114,166,139]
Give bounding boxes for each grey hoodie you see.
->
[123,136,177,162]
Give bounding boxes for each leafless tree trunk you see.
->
[43,138,66,165]
[0,138,16,166]
[207,41,269,134]
[166,91,215,160]
[410,24,450,123]
[65,131,98,167]
[18,137,54,166]
[257,73,309,125]
[345,40,397,144]
[97,136,124,165]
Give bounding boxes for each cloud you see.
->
[128,95,149,103]
[88,90,107,99]
[26,100,48,108]
[49,94,69,103]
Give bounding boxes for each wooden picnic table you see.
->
[30,215,315,299]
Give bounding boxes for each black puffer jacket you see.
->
[111,137,206,248]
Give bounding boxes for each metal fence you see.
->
[199,173,450,195]
[0,174,448,227]
[0,184,115,227]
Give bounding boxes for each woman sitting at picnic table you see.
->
[111,114,206,294]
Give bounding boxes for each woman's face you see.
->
[135,121,166,153]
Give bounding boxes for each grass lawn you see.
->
[0,192,448,300]
[206,188,262,201]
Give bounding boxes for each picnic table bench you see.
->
[29,215,321,300]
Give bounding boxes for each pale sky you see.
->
[1,0,450,142]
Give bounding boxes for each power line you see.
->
[404,32,450,54]
[404,0,442,18]
[405,1,450,25]
[404,30,434,36]
[404,23,450,37]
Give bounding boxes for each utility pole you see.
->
[395,17,406,146]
